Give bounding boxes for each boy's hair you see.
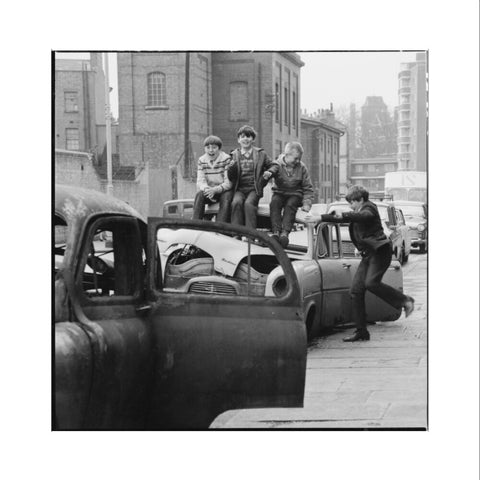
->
[345,185,369,202]
[285,141,304,158]
[237,125,257,140]
[203,135,223,148]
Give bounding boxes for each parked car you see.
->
[163,199,194,219]
[158,203,404,341]
[390,200,427,253]
[54,185,306,430]
[327,200,411,265]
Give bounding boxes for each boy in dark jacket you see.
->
[263,142,314,248]
[227,125,274,229]
[321,185,415,342]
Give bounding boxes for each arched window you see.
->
[147,72,166,107]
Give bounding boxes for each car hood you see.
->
[157,228,306,277]
[406,220,426,229]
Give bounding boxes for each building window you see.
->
[65,91,79,112]
[368,164,375,172]
[147,72,167,106]
[354,164,363,174]
[284,87,288,125]
[327,138,331,153]
[292,92,296,130]
[327,165,331,180]
[333,139,337,155]
[320,137,324,151]
[66,128,79,150]
[230,81,248,121]
[275,83,279,123]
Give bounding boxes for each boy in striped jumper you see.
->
[193,135,233,222]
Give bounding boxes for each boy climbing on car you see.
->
[227,125,274,229]
[193,135,233,222]
[263,141,314,248]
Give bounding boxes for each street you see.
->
[211,251,427,429]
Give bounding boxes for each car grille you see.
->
[188,281,237,295]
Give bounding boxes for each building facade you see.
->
[301,112,343,204]
[397,52,427,171]
[116,52,304,215]
[54,53,106,157]
[349,155,397,193]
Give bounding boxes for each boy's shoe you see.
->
[343,329,370,342]
[404,296,415,317]
[279,232,289,248]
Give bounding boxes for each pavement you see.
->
[211,252,427,429]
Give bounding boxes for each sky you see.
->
[55,51,419,121]
[299,51,419,115]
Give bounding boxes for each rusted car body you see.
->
[54,185,307,430]
[159,202,404,339]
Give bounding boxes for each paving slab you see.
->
[211,253,427,429]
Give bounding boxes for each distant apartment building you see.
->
[54,53,107,157]
[301,108,343,203]
[117,52,304,215]
[349,154,397,193]
[397,52,427,171]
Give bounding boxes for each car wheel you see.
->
[403,251,409,263]
[306,308,316,341]
[419,244,426,254]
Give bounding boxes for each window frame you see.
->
[75,215,144,307]
[66,128,79,151]
[229,81,248,121]
[64,91,79,113]
[147,72,167,108]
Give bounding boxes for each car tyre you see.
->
[419,244,426,254]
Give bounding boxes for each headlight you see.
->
[272,277,287,297]
[417,224,425,232]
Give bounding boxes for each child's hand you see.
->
[263,171,273,180]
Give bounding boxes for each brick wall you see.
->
[55,150,102,191]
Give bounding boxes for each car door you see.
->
[146,218,307,429]
[55,214,154,430]
[315,223,353,327]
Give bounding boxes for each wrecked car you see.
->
[54,185,307,430]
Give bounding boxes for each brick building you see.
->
[301,111,343,203]
[54,53,107,157]
[349,154,397,193]
[116,52,304,215]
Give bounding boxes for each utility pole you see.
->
[104,52,113,196]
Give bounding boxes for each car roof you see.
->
[55,184,145,223]
[390,200,425,206]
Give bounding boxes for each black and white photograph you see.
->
[53,50,427,431]
[3,1,478,479]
